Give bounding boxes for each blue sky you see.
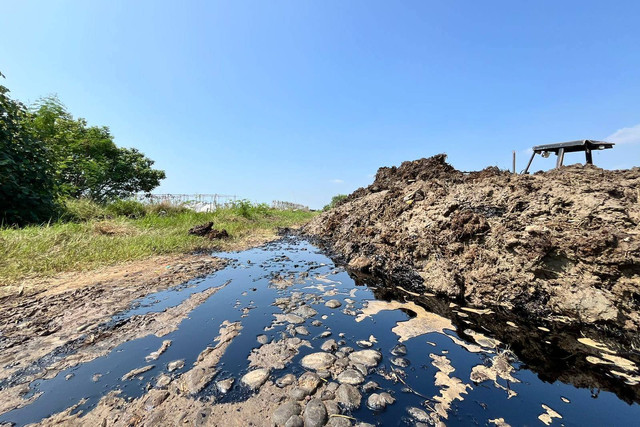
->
[2,1,639,209]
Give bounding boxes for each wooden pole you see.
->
[512,151,516,174]
[556,148,565,168]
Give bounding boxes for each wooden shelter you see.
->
[523,140,614,174]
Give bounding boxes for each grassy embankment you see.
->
[0,200,317,286]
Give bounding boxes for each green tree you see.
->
[0,75,57,225]
[28,96,165,202]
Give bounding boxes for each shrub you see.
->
[105,199,146,219]
[61,198,107,222]
[228,199,272,219]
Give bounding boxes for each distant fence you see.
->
[132,193,237,213]
[131,194,310,213]
[271,201,310,211]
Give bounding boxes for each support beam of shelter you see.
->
[522,139,614,174]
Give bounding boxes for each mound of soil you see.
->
[304,155,640,330]
[188,222,229,239]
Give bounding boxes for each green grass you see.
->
[0,206,316,285]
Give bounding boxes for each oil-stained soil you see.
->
[0,254,227,415]
[303,155,640,332]
[1,237,639,426]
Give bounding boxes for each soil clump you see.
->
[304,154,640,331]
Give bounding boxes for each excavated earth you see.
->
[303,155,640,332]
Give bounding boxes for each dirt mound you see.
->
[304,155,640,330]
[188,222,230,239]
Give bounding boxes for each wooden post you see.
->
[523,152,536,174]
[585,148,593,165]
[556,148,565,168]
[512,151,516,174]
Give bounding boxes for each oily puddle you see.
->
[1,238,639,426]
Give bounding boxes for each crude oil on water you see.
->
[1,238,639,426]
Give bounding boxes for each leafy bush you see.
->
[228,199,272,219]
[105,199,146,219]
[323,194,347,211]
[61,198,107,222]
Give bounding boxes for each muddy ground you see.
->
[1,237,639,426]
[303,155,640,332]
[0,253,229,415]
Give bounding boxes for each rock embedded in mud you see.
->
[295,326,310,336]
[167,359,185,372]
[294,305,318,318]
[323,399,340,415]
[407,407,430,423]
[304,398,328,427]
[335,383,362,410]
[273,401,302,426]
[348,350,382,368]
[320,388,336,400]
[367,393,389,410]
[298,371,321,393]
[334,357,350,370]
[356,340,373,348]
[290,387,309,400]
[353,363,369,376]
[325,299,342,308]
[339,346,354,355]
[326,382,340,393]
[390,344,407,356]
[284,415,304,427]
[155,374,172,388]
[301,352,336,370]
[146,339,172,361]
[216,378,234,394]
[276,373,297,388]
[337,369,365,385]
[122,364,154,381]
[327,417,352,427]
[317,370,331,379]
[143,390,169,409]
[321,339,338,352]
[241,368,270,390]
[390,357,410,368]
[286,314,305,324]
[361,381,378,393]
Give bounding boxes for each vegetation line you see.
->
[0,200,316,286]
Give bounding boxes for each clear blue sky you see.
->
[2,1,639,209]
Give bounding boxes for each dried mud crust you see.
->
[0,254,227,413]
[304,155,640,331]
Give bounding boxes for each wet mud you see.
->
[1,237,639,426]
